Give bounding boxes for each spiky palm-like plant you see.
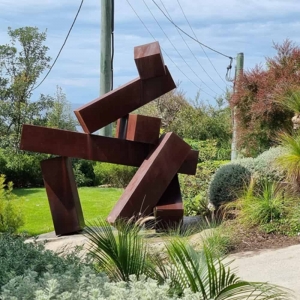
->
[276,131,300,189]
[281,90,300,114]
[84,219,162,283]
[162,239,291,299]
[85,219,292,299]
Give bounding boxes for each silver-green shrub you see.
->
[208,147,287,206]
[208,164,251,207]
[1,268,201,300]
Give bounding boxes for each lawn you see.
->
[13,187,122,236]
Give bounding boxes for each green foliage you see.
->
[0,234,86,288]
[84,220,291,299]
[279,89,300,113]
[46,86,78,131]
[202,226,234,257]
[84,219,161,283]
[180,160,228,204]
[183,194,210,217]
[184,139,230,162]
[73,159,96,187]
[94,162,137,188]
[0,149,47,187]
[276,131,300,185]
[0,27,52,150]
[208,164,251,207]
[0,227,292,299]
[231,147,286,187]
[1,270,180,300]
[232,179,293,227]
[0,175,24,233]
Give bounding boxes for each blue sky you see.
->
[1,0,300,108]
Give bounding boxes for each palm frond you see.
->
[84,219,160,282]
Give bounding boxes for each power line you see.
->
[126,0,215,97]
[176,0,228,86]
[31,0,84,92]
[159,0,221,94]
[152,0,233,60]
[141,0,216,97]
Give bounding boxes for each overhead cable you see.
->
[159,0,220,94]
[152,0,233,60]
[176,0,228,87]
[126,0,215,97]
[31,0,84,92]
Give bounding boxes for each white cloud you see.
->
[1,0,300,104]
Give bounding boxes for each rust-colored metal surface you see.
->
[41,157,85,235]
[20,41,199,235]
[20,124,152,167]
[134,41,166,80]
[20,124,196,175]
[178,149,199,175]
[154,175,183,231]
[107,133,191,223]
[74,67,175,134]
[116,114,161,144]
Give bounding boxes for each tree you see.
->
[235,39,300,156]
[46,86,78,131]
[0,27,52,150]
[136,85,189,131]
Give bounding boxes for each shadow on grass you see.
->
[12,188,45,197]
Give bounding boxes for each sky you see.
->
[1,0,300,108]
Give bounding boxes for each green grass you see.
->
[12,187,122,236]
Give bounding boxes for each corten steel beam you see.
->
[41,157,85,235]
[154,175,184,231]
[74,67,175,134]
[20,124,152,167]
[116,114,161,144]
[134,41,166,80]
[107,133,191,224]
[20,124,198,175]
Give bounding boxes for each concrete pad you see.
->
[229,245,300,299]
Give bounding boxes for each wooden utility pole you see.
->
[231,52,244,160]
[99,0,113,136]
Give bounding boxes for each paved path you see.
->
[29,232,300,299]
[230,245,300,299]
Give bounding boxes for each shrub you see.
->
[94,162,137,188]
[184,139,230,162]
[73,159,96,187]
[0,234,86,287]
[1,270,180,300]
[0,175,24,233]
[208,147,285,207]
[180,160,228,203]
[233,147,286,184]
[208,164,251,207]
[229,179,293,227]
[0,150,45,187]
[183,193,210,217]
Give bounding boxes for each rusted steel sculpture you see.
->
[20,41,198,235]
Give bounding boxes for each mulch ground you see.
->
[228,225,300,254]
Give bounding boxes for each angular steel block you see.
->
[134,41,166,80]
[20,125,152,167]
[107,133,191,223]
[20,124,197,175]
[74,67,175,134]
[41,157,84,235]
[116,114,161,144]
[154,175,183,231]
